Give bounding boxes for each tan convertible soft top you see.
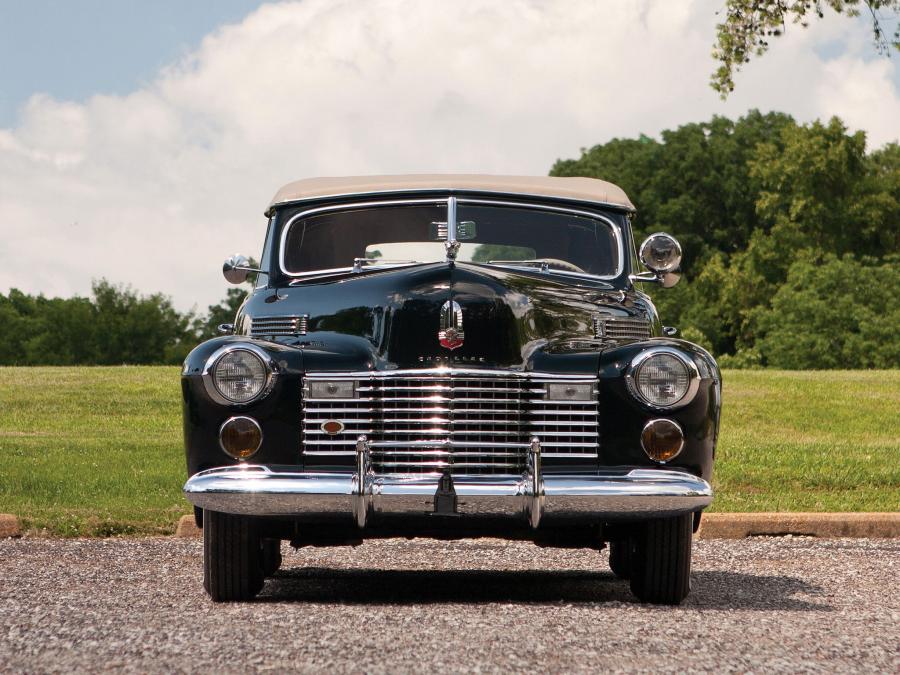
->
[268,174,634,212]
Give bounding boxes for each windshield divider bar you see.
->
[445,196,460,262]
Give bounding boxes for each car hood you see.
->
[238,262,654,372]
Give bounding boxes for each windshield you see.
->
[281,200,620,277]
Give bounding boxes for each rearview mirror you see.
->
[429,220,477,240]
[222,254,261,285]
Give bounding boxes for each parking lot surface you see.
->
[0,536,897,673]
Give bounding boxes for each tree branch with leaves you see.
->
[712,1,900,96]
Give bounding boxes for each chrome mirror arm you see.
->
[629,272,660,284]
[629,270,681,288]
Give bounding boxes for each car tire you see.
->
[261,539,282,577]
[629,513,693,605]
[608,540,632,579]
[193,506,203,529]
[203,509,265,602]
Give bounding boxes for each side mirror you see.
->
[222,254,262,285]
[632,233,682,287]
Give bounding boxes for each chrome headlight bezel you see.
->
[201,343,277,406]
[625,347,700,410]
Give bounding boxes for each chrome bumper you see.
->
[184,438,712,528]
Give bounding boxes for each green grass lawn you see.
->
[0,367,897,536]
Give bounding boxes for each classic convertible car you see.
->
[182,175,720,604]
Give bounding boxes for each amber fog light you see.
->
[219,416,263,460]
[641,418,684,463]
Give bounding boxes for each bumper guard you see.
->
[184,436,712,528]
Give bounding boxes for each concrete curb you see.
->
[175,515,201,538]
[696,512,900,539]
[0,514,22,538]
[174,512,899,539]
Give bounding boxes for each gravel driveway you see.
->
[0,536,897,673]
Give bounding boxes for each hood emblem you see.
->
[439,300,465,350]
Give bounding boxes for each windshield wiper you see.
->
[351,258,423,273]
[484,259,615,287]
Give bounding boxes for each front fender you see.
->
[181,337,304,477]
[596,339,721,483]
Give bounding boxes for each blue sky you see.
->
[0,0,897,310]
[0,0,265,126]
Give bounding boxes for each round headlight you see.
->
[628,349,699,409]
[212,348,268,403]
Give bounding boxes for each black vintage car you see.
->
[182,175,720,604]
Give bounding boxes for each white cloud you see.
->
[0,0,897,311]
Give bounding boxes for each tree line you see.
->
[0,281,242,366]
[1,111,897,368]
[552,110,899,368]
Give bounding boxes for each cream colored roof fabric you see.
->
[268,174,634,210]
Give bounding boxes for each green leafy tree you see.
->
[90,280,194,364]
[195,288,250,342]
[0,281,195,365]
[194,258,258,342]
[471,244,536,262]
[712,1,900,96]
[755,255,900,368]
[552,111,899,367]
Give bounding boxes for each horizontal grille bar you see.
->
[302,369,600,475]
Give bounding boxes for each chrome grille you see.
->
[250,315,308,337]
[593,315,651,341]
[302,370,599,475]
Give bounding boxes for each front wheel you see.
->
[203,510,265,602]
[629,513,693,605]
[261,539,282,577]
[608,540,632,579]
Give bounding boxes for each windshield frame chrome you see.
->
[277,195,625,281]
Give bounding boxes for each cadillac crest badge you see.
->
[439,300,464,350]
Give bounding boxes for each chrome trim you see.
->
[640,418,685,464]
[625,347,701,411]
[218,416,263,461]
[184,465,712,522]
[301,369,600,472]
[639,232,682,273]
[445,196,459,261]
[277,197,625,282]
[201,343,278,406]
[593,315,652,341]
[250,315,308,337]
[303,368,599,380]
[527,437,543,528]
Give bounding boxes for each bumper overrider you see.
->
[184,436,712,528]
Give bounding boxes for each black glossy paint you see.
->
[182,191,720,486]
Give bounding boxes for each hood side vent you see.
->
[250,315,309,337]
[593,315,651,341]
